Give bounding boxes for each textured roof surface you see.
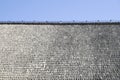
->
[0,23,120,80]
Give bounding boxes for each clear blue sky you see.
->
[0,0,120,21]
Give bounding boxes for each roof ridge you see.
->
[0,21,120,25]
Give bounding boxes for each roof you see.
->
[0,21,120,25]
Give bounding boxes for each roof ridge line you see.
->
[0,21,120,25]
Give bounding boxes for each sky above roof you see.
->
[0,0,120,21]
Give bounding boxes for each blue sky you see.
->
[0,0,120,21]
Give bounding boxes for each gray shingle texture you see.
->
[0,24,120,80]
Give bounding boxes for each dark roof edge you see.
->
[0,21,120,25]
